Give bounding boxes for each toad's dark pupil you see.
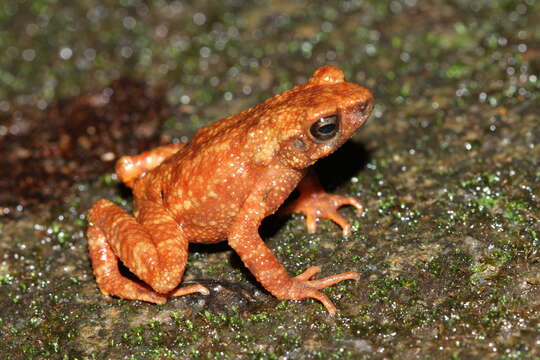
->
[319,124,336,134]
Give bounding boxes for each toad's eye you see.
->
[310,115,339,142]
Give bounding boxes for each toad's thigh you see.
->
[88,199,188,294]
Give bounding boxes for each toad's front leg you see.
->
[228,164,359,315]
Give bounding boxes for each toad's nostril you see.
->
[358,99,372,113]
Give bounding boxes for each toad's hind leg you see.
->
[87,199,208,303]
[87,222,167,304]
[116,143,185,188]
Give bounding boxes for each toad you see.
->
[87,65,373,314]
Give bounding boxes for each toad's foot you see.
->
[283,192,363,237]
[285,266,359,315]
[170,283,210,297]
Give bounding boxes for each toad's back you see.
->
[142,113,269,242]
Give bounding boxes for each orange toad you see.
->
[87,65,373,314]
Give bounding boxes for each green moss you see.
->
[504,199,528,225]
[367,276,418,303]
[99,173,117,187]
